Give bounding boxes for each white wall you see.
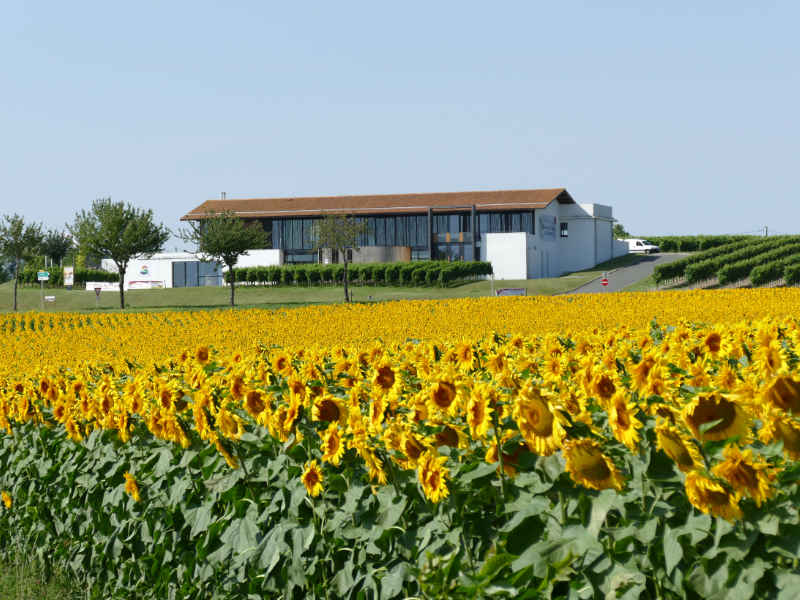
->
[483,233,528,280]
[226,249,283,270]
[101,252,199,289]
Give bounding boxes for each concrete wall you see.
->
[532,200,560,277]
[557,203,616,273]
[613,239,629,258]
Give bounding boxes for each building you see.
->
[181,189,626,280]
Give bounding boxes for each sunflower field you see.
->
[2,290,800,599]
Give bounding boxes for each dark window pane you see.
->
[172,262,186,288]
[186,261,199,287]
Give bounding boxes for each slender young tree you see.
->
[41,228,74,267]
[180,211,268,307]
[312,214,368,303]
[0,214,44,311]
[69,198,170,309]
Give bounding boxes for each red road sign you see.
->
[601,278,609,287]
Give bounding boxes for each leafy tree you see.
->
[613,223,630,239]
[69,198,170,309]
[312,214,368,303]
[41,228,74,266]
[180,211,268,306]
[0,214,44,311]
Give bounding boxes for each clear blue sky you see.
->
[1,1,797,247]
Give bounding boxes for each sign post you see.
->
[601,272,609,290]
[63,266,74,290]
[37,271,49,310]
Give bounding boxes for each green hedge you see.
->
[653,239,758,283]
[750,254,800,286]
[18,266,119,287]
[785,264,800,285]
[683,237,794,284]
[642,235,754,252]
[718,242,800,285]
[228,261,493,288]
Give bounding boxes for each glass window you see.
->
[560,222,569,237]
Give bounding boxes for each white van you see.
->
[623,238,661,254]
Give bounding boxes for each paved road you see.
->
[569,253,691,294]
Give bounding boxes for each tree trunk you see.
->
[343,257,349,303]
[12,260,18,311]
[117,263,126,309]
[228,262,236,306]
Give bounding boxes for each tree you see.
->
[312,214,368,303]
[0,214,44,311]
[613,223,630,239]
[180,211,268,307]
[69,198,170,309]
[42,229,74,266]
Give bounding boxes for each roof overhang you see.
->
[180,188,574,221]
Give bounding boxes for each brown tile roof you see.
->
[180,188,573,220]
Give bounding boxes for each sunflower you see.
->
[1,491,11,509]
[563,438,625,491]
[244,390,267,419]
[591,373,617,406]
[608,393,643,451]
[683,392,751,443]
[760,376,800,415]
[513,384,565,456]
[703,331,723,355]
[453,342,475,371]
[229,375,247,401]
[759,415,800,460]
[271,351,294,377]
[372,364,396,394]
[218,409,244,440]
[655,423,703,473]
[312,395,347,425]
[195,345,210,365]
[711,445,775,507]
[753,341,784,380]
[684,471,742,522]
[466,385,493,439]
[417,450,449,503]
[319,423,345,466]
[301,460,324,497]
[123,472,141,502]
[485,351,507,376]
[631,354,657,391]
[428,379,458,414]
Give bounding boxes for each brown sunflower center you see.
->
[432,382,456,409]
[316,399,340,422]
[689,396,736,436]
[596,375,616,400]
[523,398,554,436]
[375,366,395,390]
[577,455,611,481]
[766,377,800,414]
[776,421,800,453]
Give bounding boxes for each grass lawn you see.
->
[621,274,658,293]
[0,255,640,313]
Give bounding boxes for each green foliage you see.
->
[180,211,268,306]
[41,229,74,264]
[3,410,800,599]
[717,242,800,285]
[652,237,800,285]
[69,199,170,309]
[0,214,45,310]
[229,261,493,289]
[644,235,754,253]
[785,264,800,286]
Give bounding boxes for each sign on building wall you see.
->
[539,215,556,240]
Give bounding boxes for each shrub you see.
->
[385,264,401,285]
